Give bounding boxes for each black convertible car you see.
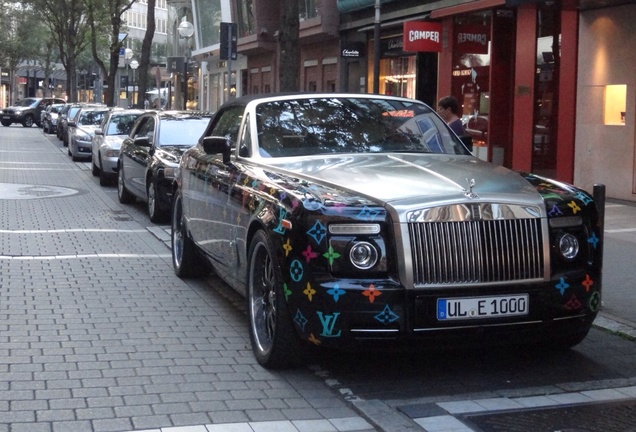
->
[170,93,604,369]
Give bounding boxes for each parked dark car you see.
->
[170,93,604,369]
[42,103,67,134]
[1,97,66,128]
[92,108,144,186]
[117,110,213,223]
[67,106,111,161]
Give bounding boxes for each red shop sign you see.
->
[454,24,490,54]
[403,21,442,52]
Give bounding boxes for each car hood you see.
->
[103,135,127,149]
[262,153,543,207]
[77,125,100,135]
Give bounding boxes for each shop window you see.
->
[367,36,416,99]
[604,84,626,125]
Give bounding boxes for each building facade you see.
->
[174,0,635,203]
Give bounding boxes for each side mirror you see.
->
[202,136,231,164]
[134,136,151,147]
[67,121,76,127]
[94,129,104,136]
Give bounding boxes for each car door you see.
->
[187,106,245,268]
[123,116,155,199]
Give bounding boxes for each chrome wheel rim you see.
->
[249,242,276,355]
[172,197,184,269]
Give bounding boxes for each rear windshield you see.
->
[158,118,210,146]
[107,114,141,136]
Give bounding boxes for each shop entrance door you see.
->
[450,8,516,166]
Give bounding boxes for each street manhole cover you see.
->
[0,182,79,199]
[462,399,636,432]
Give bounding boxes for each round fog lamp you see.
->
[558,233,579,260]
[349,242,378,270]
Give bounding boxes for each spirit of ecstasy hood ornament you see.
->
[463,178,479,199]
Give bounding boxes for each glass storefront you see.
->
[367,35,417,99]
[532,2,560,178]
[451,12,492,160]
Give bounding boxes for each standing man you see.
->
[437,95,466,137]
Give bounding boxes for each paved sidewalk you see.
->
[0,127,372,432]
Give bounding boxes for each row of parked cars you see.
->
[27,93,604,370]
[42,101,213,224]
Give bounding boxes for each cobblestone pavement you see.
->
[2,125,636,432]
[0,126,374,432]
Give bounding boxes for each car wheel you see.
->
[171,190,207,278]
[67,147,72,156]
[247,230,303,369]
[92,159,99,177]
[22,116,34,127]
[117,165,135,204]
[98,156,111,186]
[147,178,166,223]
[1,120,11,127]
[43,122,48,133]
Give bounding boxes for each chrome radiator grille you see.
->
[408,218,544,285]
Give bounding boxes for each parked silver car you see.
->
[42,103,67,134]
[92,109,145,186]
[67,106,111,161]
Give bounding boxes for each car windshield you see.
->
[15,98,39,108]
[78,110,106,126]
[158,118,210,146]
[107,114,140,135]
[255,97,468,158]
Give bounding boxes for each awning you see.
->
[430,0,505,19]
[337,0,396,13]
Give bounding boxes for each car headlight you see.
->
[76,131,91,142]
[163,167,177,179]
[557,232,579,260]
[349,241,379,269]
[103,149,120,158]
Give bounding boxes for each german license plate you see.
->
[437,294,528,320]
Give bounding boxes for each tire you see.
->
[171,190,207,278]
[117,165,135,204]
[43,122,49,133]
[92,160,99,177]
[1,120,11,127]
[98,157,112,186]
[147,177,167,223]
[22,116,34,127]
[247,230,303,369]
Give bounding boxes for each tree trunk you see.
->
[278,0,300,92]
[137,0,156,108]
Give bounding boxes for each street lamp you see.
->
[124,48,133,104]
[130,60,139,107]
[178,20,194,110]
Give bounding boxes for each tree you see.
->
[0,3,41,102]
[24,0,90,102]
[136,0,156,108]
[278,0,300,92]
[86,0,135,107]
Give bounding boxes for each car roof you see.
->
[219,92,424,110]
[143,110,214,120]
